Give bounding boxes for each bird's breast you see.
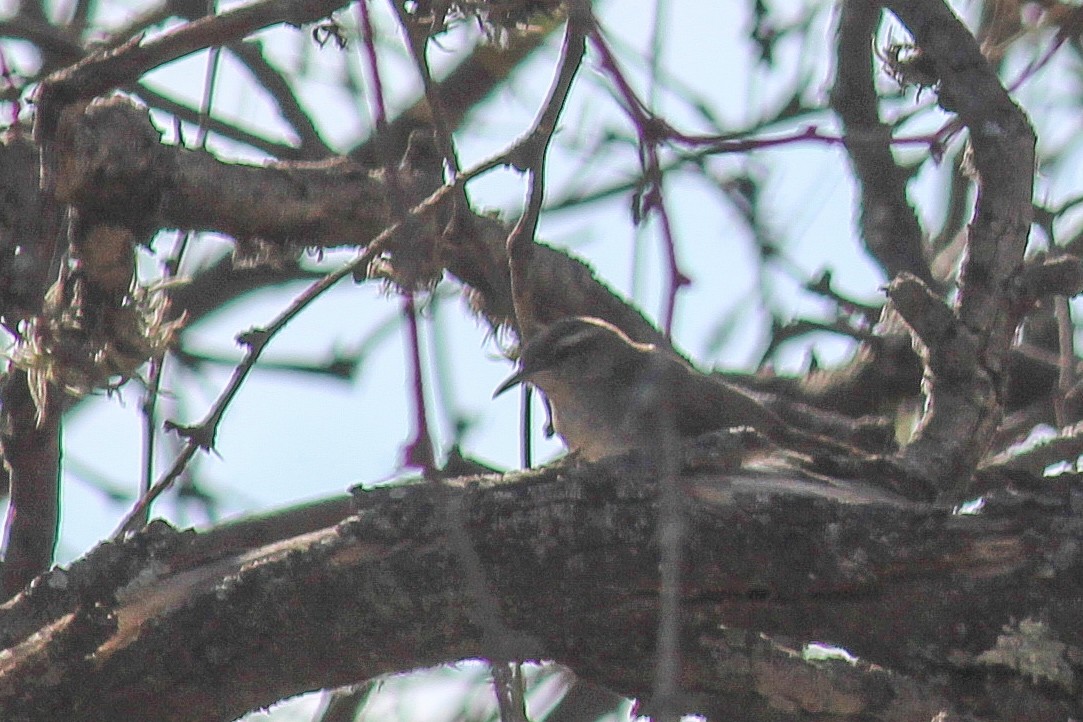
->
[532,373,643,462]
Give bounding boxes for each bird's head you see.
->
[493,316,653,397]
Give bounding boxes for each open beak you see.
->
[493,367,530,398]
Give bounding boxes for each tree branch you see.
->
[831,1,934,287]
[883,0,1037,492]
[2,458,1079,721]
[0,370,60,598]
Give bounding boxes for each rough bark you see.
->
[0,2,1078,720]
[1,456,1079,721]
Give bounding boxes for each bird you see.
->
[494,316,786,462]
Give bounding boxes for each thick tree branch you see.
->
[885,1,1035,350]
[1,458,1079,721]
[39,97,667,348]
[883,0,1036,492]
[0,370,60,598]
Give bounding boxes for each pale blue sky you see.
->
[9,0,1081,719]
[51,1,891,557]
[36,0,1080,589]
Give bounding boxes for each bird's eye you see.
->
[545,341,579,367]
[549,328,595,357]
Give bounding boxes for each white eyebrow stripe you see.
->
[552,327,601,351]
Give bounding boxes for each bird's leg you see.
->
[541,394,556,438]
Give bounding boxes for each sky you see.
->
[11,0,1080,718]
[49,1,887,560]
[37,7,872,715]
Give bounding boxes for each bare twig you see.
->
[506,8,588,338]
[587,19,688,334]
[137,237,187,528]
[1054,295,1075,427]
[357,0,437,475]
[401,293,435,472]
[129,13,224,524]
[226,40,331,157]
[492,661,532,722]
[35,0,354,142]
[113,235,384,536]
[387,0,463,179]
[644,373,683,721]
[134,83,312,159]
[831,1,934,288]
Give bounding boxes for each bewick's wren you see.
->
[494,316,785,461]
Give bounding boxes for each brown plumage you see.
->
[495,316,783,461]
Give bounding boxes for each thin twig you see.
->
[387,0,463,179]
[520,384,533,469]
[505,7,588,337]
[586,18,689,334]
[137,232,192,528]
[1054,295,1074,427]
[227,40,331,156]
[35,0,355,140]
[401,293,435,472]
[358,0,437,475]
[492,661,532,722]
[194,38,223,149]
[114,224,405,536]
[644,363,683,721]
[134,15,218,526]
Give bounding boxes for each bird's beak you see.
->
[493,367,529,398]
